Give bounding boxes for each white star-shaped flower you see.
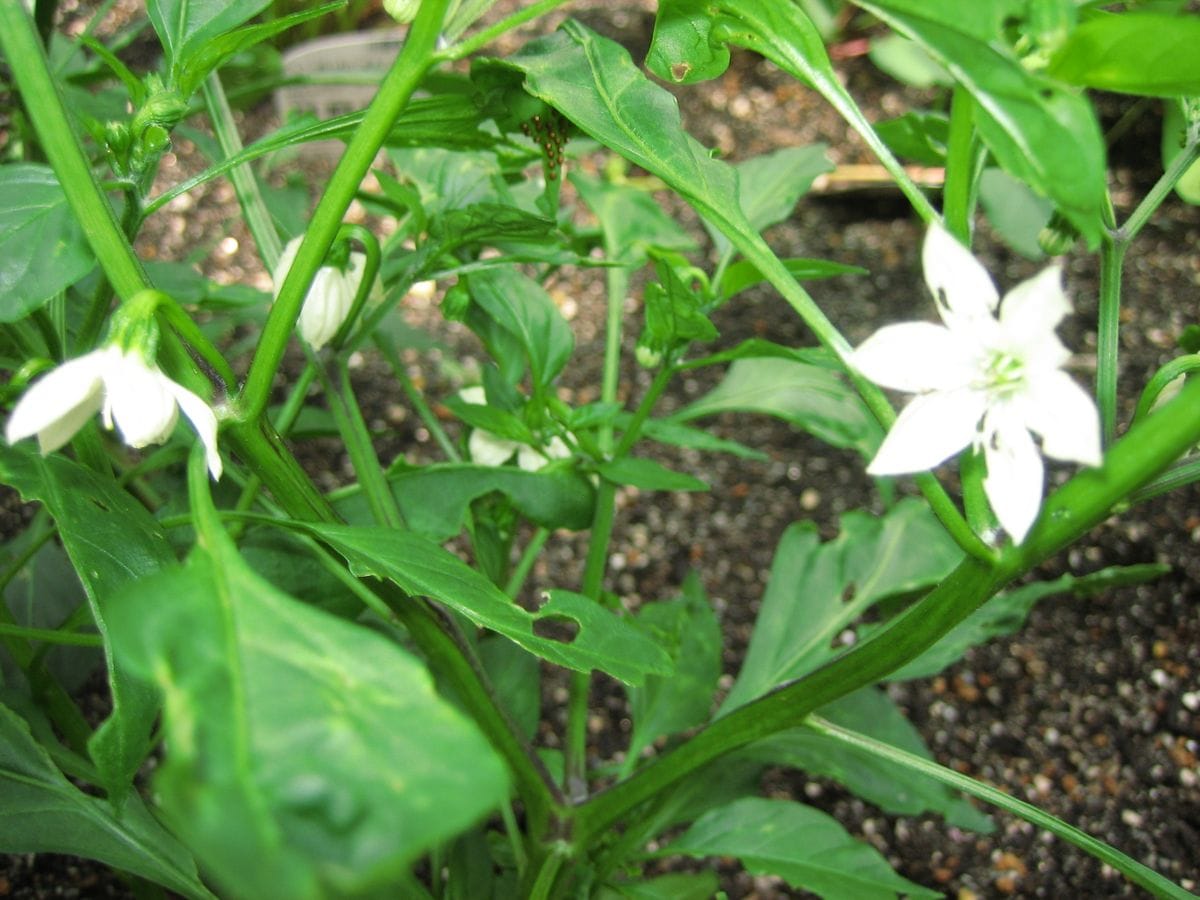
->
[5,345,222,478]
[850,224,1101,542]
[273,237,374,350]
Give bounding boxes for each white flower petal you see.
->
[852,322,978,393]
[5,350,110,453]
[469,428,519,467]
[982,417,1044,542]
[170,382,224,479]
[867,389,987,475]
[459,386,486,405]
[298,266,353,349]
[999,265,1069,341]
[923,223,999,325]
[103,352,179,448]
[516,436,570,472]
[272,237,302,291]
[1022,370,1102,466]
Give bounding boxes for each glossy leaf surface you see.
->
[1048,13,1200,97]
[107,533,508,898]
[308,525,674,685]
[664,796,940,898]
[0,165,94,322]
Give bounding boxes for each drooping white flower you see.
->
[273,237,372,350]
[5,345,223,479]
[850,224,1100,542]
[460,387,570,472]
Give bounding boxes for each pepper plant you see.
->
[1,0,1199,897]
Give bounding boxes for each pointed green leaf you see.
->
[720,500,961,713]
[750,688,994,832]
[0,704,212,899]
[663,797,940,898]
[0,446,170,807]
[147,0,271,80]
[674,357,883,458]
[106,537,509,898]
[0,165,95,322]
[306,524,673,685]
[647,0,732,84]
[717,257,866,300]
[465,267,575,389]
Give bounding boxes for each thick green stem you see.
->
[239,0,450,422]
[804,716,1195,900]
[0,0,147,301]
[575,374,1200,842]
[202,73,282,270]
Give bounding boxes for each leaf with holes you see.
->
[306,524,673,685]
[719,500,961,714]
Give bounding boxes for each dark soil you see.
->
[4,1,1199,898]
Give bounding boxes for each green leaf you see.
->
[855,0,1107,245]
[0,164,95,322]
[720,500,961,713]
[663,796,940,898]
[478,635,540,740]
[887,563,1169,681]
[432,202,558,253]
[335,463,595,539]
[674,357,883,458]
[305,525,673,685]
[0,446,171,807]
[570,171,697,263]
[176,2,341,98]
[638,417,768,461]
[640,260,718,353]
[717,257,866,299]
[147,0,271,82]
[0,704,213,899]
[749,688,994,832]
[597,457,709,492]
[647,0,732,84]
[625,573,721,768]
[704,145,834,261]
[498,22,752,239]
[106,536,509,898]
[465,267,574,389]
[978,167,1053,260]
[874,110,950,166]
[1048,12,1200,97]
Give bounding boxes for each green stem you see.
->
[0,623,103,647]
[941,86,977,243]
[1096,229,1124,448]
[0,0,148,301]
[1119,136,1200,246]
[804,716,1195,900]
[575,374,1200,842]
[598,267,630,456]
[202,72,282,270]
[317,355,406,529]
[238,0,450,422]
